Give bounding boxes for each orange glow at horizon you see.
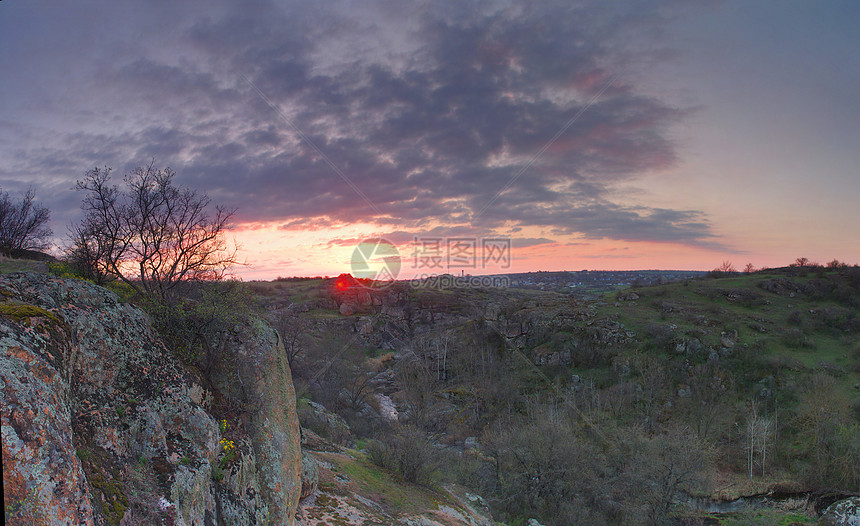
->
[223,220,834,282]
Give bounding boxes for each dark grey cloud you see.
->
[512,238,556,248]
[0,0,719,248]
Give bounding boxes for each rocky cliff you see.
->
[1,273,301,525]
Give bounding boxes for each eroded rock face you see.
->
[1,273,301,525]
[208,318,303,524]
[1,291,96,525]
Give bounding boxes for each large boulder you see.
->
[207,317,303,524]
[820,497,860,526]
[1,273,301,525]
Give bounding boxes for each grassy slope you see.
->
[595,270,859,399]
[591,270,858,523]
[0,257,48,274]
[300,447,496,525]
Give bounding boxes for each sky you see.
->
[1,0,858,280]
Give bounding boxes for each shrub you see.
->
[730,289,767,308]
[644,322,676,352]
[145,280,257,365]
[787,310,805,327]
[781,328,812,349]
[367,425,438,485]
[816,306,859,333]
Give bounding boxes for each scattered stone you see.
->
[720,330,738,349]
[674,337,704,356]
[465,492,486,507]
[617,291,639,302]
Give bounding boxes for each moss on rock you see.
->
[0,301,60,324]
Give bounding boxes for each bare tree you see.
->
[0,187,52,256]
[744,401,773,479]
[716,260,736,273]
[794,257,809,267]
[417,330,453,382]
[681,363,731,441]
[344,370,374,410]
[743,262,756,274]
[796,373,849,478]
[72,164,239,301]
[62,221,111,284]
[632,426,712,524]
[273,310,308,368]
[826,259,845,269]
[634,356,667,433]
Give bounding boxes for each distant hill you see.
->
[502,269,706,295]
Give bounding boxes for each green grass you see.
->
[305,308,341,319]
[0,257,48,274]
[321,451,435,514]
[599,271,858,380]
[580,269,860,465]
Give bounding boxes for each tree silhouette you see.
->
[0,187,52,256]
[72,164,239,301]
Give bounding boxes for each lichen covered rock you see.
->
[1,289,96,524]
[208,318,303,524]
[301,451,319,499]
[1,273,301,525]
[821,497,860,526]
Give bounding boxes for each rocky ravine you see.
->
[1,273,301,525]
